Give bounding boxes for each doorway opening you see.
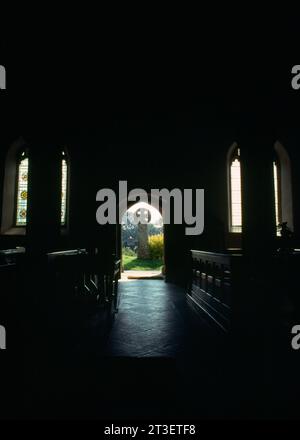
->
[121,202,164,280]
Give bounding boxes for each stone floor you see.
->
[96,279,232,419]
[24,279,281,419]
[105,279,211,358]
[25,279,231,419]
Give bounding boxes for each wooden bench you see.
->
[46,249,121,312]
[187,250,243,333]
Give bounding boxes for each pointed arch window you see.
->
[273,141,293,236]
[273,157,281,236]
[15,150,29,226]
[14,149,69,227]
[229,146,242,233]
[61,150,68,225]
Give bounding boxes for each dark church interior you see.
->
[1,31,300,422]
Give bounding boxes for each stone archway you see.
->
[121,201,164,279]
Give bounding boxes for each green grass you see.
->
[123,254,163,271]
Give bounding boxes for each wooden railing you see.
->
[187,250,243,333]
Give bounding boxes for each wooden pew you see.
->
[89,251,121,311]
[0,263,17,322]
[46,249,121,313]
[47,249,94,303]
[0,262,24,418]
[0,247,25,265]
[187,250,243,333]
[105,255,121,313]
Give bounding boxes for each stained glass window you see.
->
[15,150,68,226]
[16,152,29,225]
[230,148,242,233]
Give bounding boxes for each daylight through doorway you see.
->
[121,202,164,280]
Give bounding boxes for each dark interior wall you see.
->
[0,112,299,285]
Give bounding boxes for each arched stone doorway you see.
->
[121,201,164,280]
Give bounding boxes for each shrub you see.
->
[148,233,164,260]
[122,247,137,257]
